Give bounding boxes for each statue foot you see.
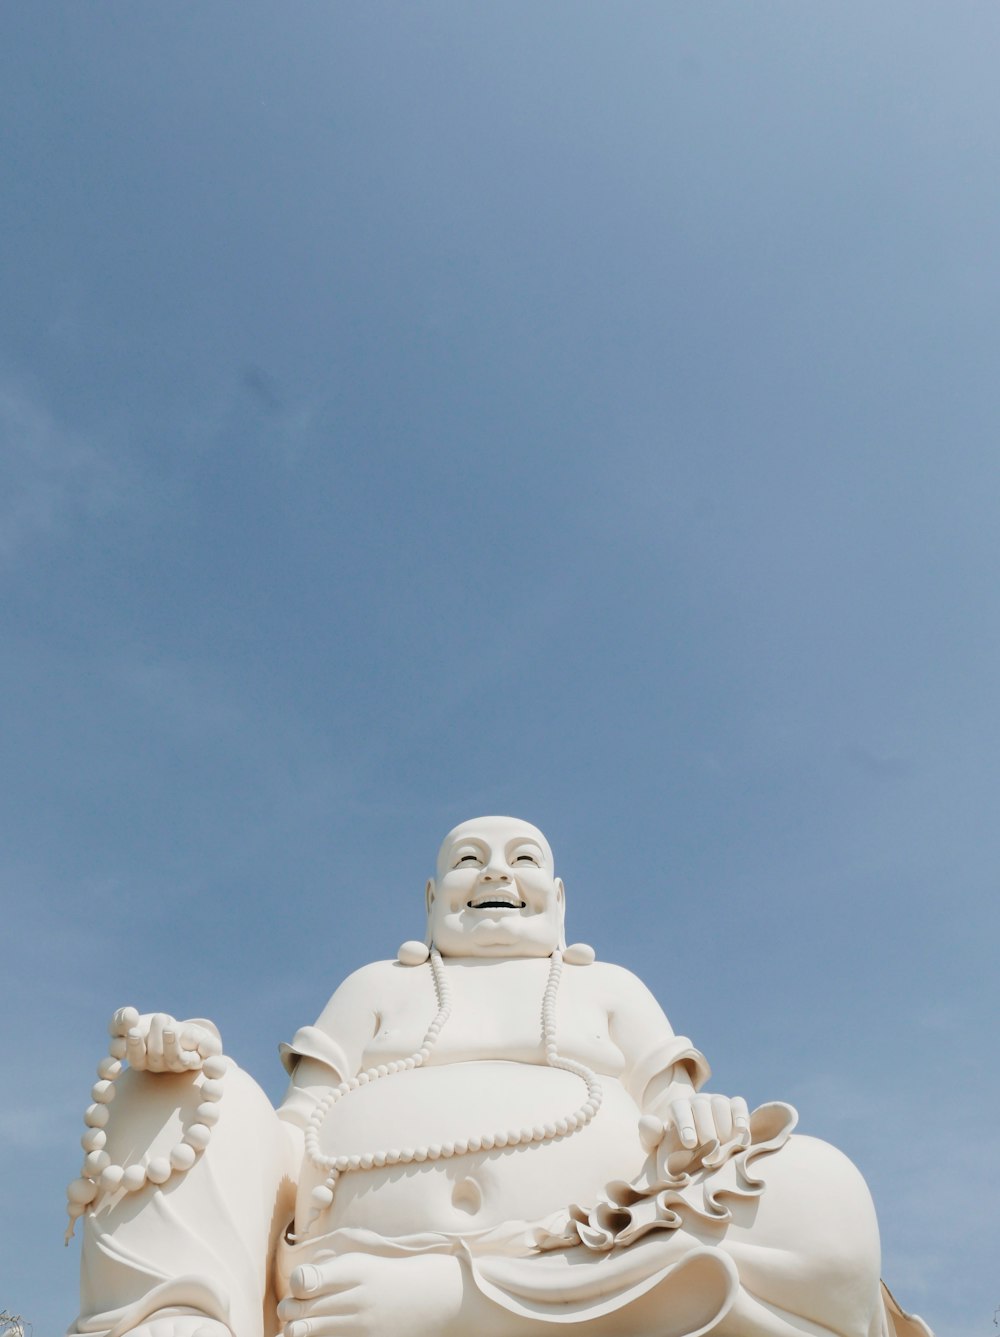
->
[123,1317,229,1337]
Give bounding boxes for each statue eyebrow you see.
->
[506,840,545,859]
[450,839,487,860]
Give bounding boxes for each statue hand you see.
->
[279,1253,469,1337]
[109,1008,223,1074]
[644,1093,751,1152]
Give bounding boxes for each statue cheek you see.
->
[434,902,466,924]
[516,878,545,903]
[439,878,473,908]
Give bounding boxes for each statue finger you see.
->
[108,1006,140,1038]
[638,1114,665,1152]
[668,1097,697,1148]
[730,1095,751,1140]
[126,1029,148,1072]
[692,1095,717,1145]
[176,1026,206,1068]
[146,1013,172,1069]
[161,1027,184,1069]
[711,1094,734,1142]
[195,1028,223,1060]
[179,1024,200,1050]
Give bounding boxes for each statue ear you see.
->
[556,878,567,950]
[424,878,436,946]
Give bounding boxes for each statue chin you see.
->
[66,817,934,1337]
[432,917,562,957]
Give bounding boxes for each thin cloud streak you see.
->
[0,377,127,561]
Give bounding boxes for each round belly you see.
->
[296,1061,645,1238]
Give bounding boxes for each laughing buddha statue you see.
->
[66,816,932,1337]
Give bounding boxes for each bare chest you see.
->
[361,960,626,1076]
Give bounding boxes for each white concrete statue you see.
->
[66,816,932,1337]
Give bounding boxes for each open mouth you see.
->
[467,895,527,911]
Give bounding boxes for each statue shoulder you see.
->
[586,960,662,1002]
[322,957,407,1002]
[339,958,405,987]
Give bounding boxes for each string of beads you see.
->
[64,1007,229,1245]
[300,947,603,1238]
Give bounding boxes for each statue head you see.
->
[425,816,566,958]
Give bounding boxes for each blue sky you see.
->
[2,5,998,1334]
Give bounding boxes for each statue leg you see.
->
[275,1246,744,1337]
[713,1134,884,1337]
[71,1065,296,1337]
[463,1135,884,1337]
[271,1135,888,1337]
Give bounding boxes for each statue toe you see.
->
[125,1317,230,1337]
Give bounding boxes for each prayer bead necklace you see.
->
[64,1008,229,1244]
[301,948,603,1238]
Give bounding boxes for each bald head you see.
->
[427,816,564,958]
[436,816,554,881]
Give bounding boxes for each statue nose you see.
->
[481,866,511,882]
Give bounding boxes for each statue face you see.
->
[426,816,565,958]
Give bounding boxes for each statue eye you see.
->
[455,854,480,867]
[513,854,538,865]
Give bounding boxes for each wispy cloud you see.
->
[177,365,323,469]
[0,375,126,562]
[108,656,246,738]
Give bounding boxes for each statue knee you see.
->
[754,1134,882,1278]
[719,1136,882,1336]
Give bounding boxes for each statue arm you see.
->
[602,965,751,1149]
[602,965,711,1105]
[277,961,392,1131]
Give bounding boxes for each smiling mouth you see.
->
[467,895,527,911]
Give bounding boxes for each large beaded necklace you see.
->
[64,1007,229,1244]
[300,946,603,1238]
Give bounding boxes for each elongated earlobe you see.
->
[424,879,436,947]
[398,940,430,966]
[563,943,596,965]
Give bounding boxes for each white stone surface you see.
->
[67,816,934,1337]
